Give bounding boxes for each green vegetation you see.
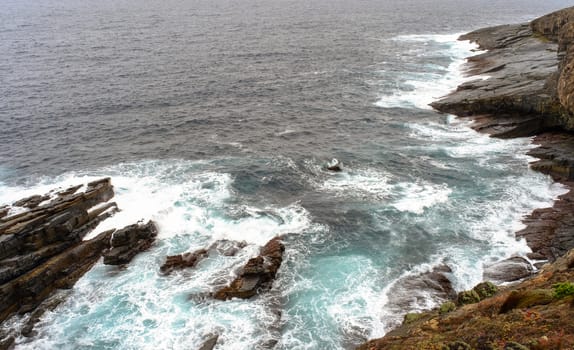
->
[552,281,574,299]
[439,301,456,314]
[473,281,498,299]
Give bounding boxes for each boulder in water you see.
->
[327,158,343,172]
[213,236,284,300]
[103,220,158,265]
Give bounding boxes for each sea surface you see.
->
[0,0,572,349]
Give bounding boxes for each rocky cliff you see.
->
[359,7,574,349]
[431,7,574,138]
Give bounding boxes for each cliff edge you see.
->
[359,7,574,349]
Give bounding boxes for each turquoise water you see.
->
[0,0,572,348]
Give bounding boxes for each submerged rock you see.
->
[213,236,284,300]
[327,158,343,172]
[103,220,158,265]
[197,333,219,350]
[160,248,208,274]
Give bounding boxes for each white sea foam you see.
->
[390,182,451,214]
[321,168,392,200]
[2,160,323,350]
[374,34,479,110]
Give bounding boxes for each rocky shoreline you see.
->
[358,6,574,350]
[0,178,286,350]
[1,7,574,350]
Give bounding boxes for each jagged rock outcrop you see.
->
[213,237,284,300]
[431,6,574,137]
[0,178,118,323]
[160,240,247,275]
[103,220,158,265]
[197,334,219,350]
[160,248,208,274]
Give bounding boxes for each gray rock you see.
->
[483,256,534,283]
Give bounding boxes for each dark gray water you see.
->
[1,0,570,178]
[0,0,572,349]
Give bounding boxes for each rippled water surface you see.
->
[0,0,572,348]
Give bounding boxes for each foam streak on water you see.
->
[1,0,573,348]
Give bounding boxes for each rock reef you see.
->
[213,236,285,300]
[0,178,158,346]
[0,178,117,323]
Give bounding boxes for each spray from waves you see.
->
[391,182,451,214]
[374,34,478,109]
[1,159,327,350]
[320,167,452,215]
[321,168,392,200]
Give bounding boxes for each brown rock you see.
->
[13,195,50,209]
[213,237,284,300]
[160,249,208,274]
[0,179,118,323]
[0,229,113,323]
[103,220,158,265]
[197,334,219,350]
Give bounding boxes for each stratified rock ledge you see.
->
[0,178,159,342]
[358,6,574,349]
[213,236,284,300]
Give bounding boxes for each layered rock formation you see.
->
[103,220,158,265]
[0,178,117,323]
[359,6,574,349]
[0,178,159,346]
[213,236,284,300]
[431,6,574,138]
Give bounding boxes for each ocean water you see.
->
[0,0,572,349]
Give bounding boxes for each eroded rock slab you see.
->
[160,240,247,275]
[213,237,284,300]
[0,178,118,323]
[103,220,158,265]
[160,248,208,274]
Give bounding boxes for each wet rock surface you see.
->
[482,256,534,283]
[431,6,574,136]
[103,220,158,265]
[0,178,118,323]
[160,240,246,275]
[379,264,456,330]
[213,236,284,300]
[360,7,574,349]
[160,248,209,274]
